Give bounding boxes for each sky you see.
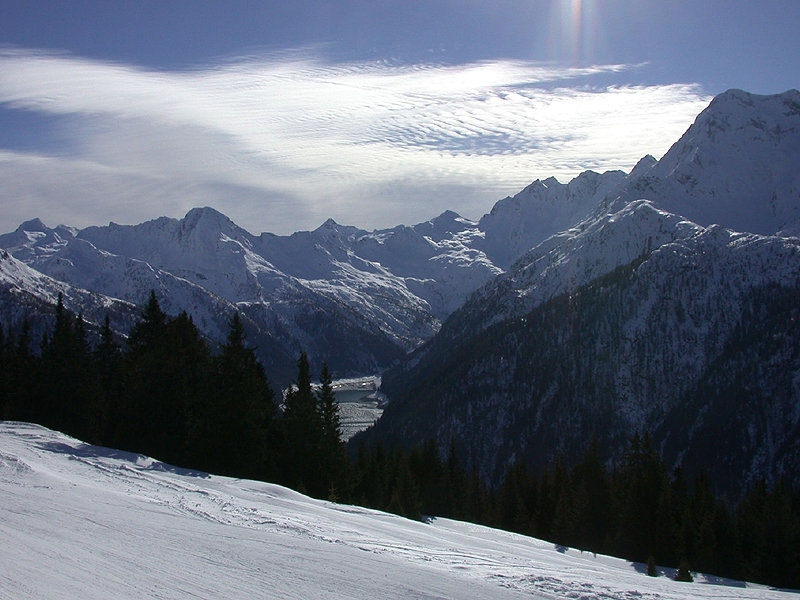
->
[0,1,798,235]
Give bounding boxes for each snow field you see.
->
[0,422,792,600]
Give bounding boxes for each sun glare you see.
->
[571,0,583,59]
[552,0,600,65]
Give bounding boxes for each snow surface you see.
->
[0,422,793,600]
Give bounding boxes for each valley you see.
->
[2,87,800,548]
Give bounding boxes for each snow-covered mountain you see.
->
[2,87,799,399]
[0,249,141,342]
[621,88,800,235]
[478,169,629,269]
[366,89,800,494]
[1,208,501,381]
[1,421,791,600]
[2,177,623,381]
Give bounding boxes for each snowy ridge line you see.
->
[2,90,800,381]
[0,421,792,600]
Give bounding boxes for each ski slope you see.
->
[0,422,793,599]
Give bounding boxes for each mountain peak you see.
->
[312,218,366,242]
[629,155,657,178]
[623,88,800,236]
[179,207,243,243]
[17,218,48,233]
[711,87,800,109]
[183,206,233,227]
[435,209,461,220]
[700,88,800,126]
[429,209,471,230]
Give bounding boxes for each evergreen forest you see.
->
[1,293,798,590]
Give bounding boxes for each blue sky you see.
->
[0,1,798,234]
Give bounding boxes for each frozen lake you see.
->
[332,377,384,441]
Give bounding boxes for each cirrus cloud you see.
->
[0,48,711,234]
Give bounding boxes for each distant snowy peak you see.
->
[478,169,628,268]
[0,218,77,260]
[625,88,800,236]
[179,206,254,249]
[79,207,257,267]
[313,218,367,241]
[411,210,478,243]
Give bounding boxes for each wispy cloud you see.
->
[0,48,711,233]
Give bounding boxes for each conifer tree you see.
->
[646,555,658,577]
[38,293,74,430]
[675,559,693,582]
[351,440,388,509]
[443,438,468,519]
[317,363,342,449]
[6,319,35,422]
[497,461,534,535]
[616,433,667,563]
[160,310,213,466]
[409,439,446,517]
[569,440,613,553]
[38,295,101,441]
[0,324,9,420]
[316,362,347,499]
[386,451,422,520]
[94,314,121,443]
[207,311,278,480]
[118,292,212,467]
[116,291,170,453]
[72,312,104,443]
[282,352,324,495]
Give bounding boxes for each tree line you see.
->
[0,292,347,497]
[349,434,800,589]
[1,293,798,589]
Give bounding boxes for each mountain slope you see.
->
[375,214,800,493]
[0,422,788,600]
[0,249,141,340]
[370,90,800,494]
[622,88,800,235]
